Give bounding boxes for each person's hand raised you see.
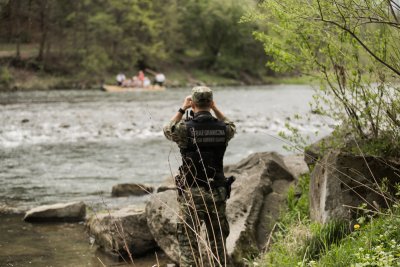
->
[210,101,217,110]
[182,95,192,110]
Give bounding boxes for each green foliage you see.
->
[0,67,13,86]
[258,179,400,267]
[278,119,310,153]
[251,0,400,154]
[262,219,351,267]
[80,46,112,77]
[350,133,400,157]
[178,0,268,77]
[316,208,400,266]
[286,173,310,223]
[0,0,268,80]
[303,220,350,261]
[258,173,312,266]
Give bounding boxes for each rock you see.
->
[59,123,70,128]
[0,204,23,215]
[145,152,295,266]
[304,130,359,169]
[157,176,176,193]
[310,150,400,224]
[146,191,180,262]
[157,185,176,193]
[225,152,294,265]
[86,205,157,258]
[112,183,154,197]
[24,201,86,222]
[21,119,29,123]
[282,153,309,179]
[304,136,331,167]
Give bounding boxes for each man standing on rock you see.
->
[163,86,236,266]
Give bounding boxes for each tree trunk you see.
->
[37,0,49,62]
[14,0,22,60]
[27,0,33,43]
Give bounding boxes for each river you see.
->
[0,85,334,266]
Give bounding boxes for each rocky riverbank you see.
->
[5,145,398,266]
[1,151,308,266]
[0,213,172,267]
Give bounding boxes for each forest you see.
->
[0,0,272,88]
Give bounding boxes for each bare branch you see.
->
[390,0,400,10]
[388,0,399,23]
[387,110,400,128]
[315,17,400,76]
[358,20,400,29]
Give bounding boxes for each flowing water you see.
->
[0,85,334,266]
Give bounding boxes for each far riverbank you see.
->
[0,65,312,91]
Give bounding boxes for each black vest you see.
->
[179,112,227,188]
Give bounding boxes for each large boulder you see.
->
[145,152,297,265]
[111,183,154,197]
[86,205,157,258]
[310,150,400,224]
[282,153,309,178]
[24,201,86,222]
[146,191,180,262]
[304,135,335,167]
[225,152,295,265]
[304,130,359,169]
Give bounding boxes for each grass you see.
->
[0,42,317,90]
[255,173,314,266]
[12,74,68,90]
[261,75,317,85]
[252,171,400,267]
[1,67,105,91]
[316,208,400,266]
[190,69,239,86]
[0,43,38,59]
[1,65,315,91]
[160,67,243,88]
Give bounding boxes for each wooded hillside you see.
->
[0,0,270,82]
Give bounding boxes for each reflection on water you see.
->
[0,213,170,267]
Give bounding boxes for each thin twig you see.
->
[263,223,278,252]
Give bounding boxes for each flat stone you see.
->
[282,153,309,179]
[157,185,176,193]
[112,183,154,197]
[86,205,157,258]
[24,201,86,222]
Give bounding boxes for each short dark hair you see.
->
[195,100,211,109]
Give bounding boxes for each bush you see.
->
[252,0,400,156]
[80,47,112,77]
[0,67,13,87]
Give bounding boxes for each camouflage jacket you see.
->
[163,111,236,149]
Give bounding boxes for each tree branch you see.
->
[386,109,400,128]
[316,17,400,76]
[358,20,400,29]
[388,0,399,23]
